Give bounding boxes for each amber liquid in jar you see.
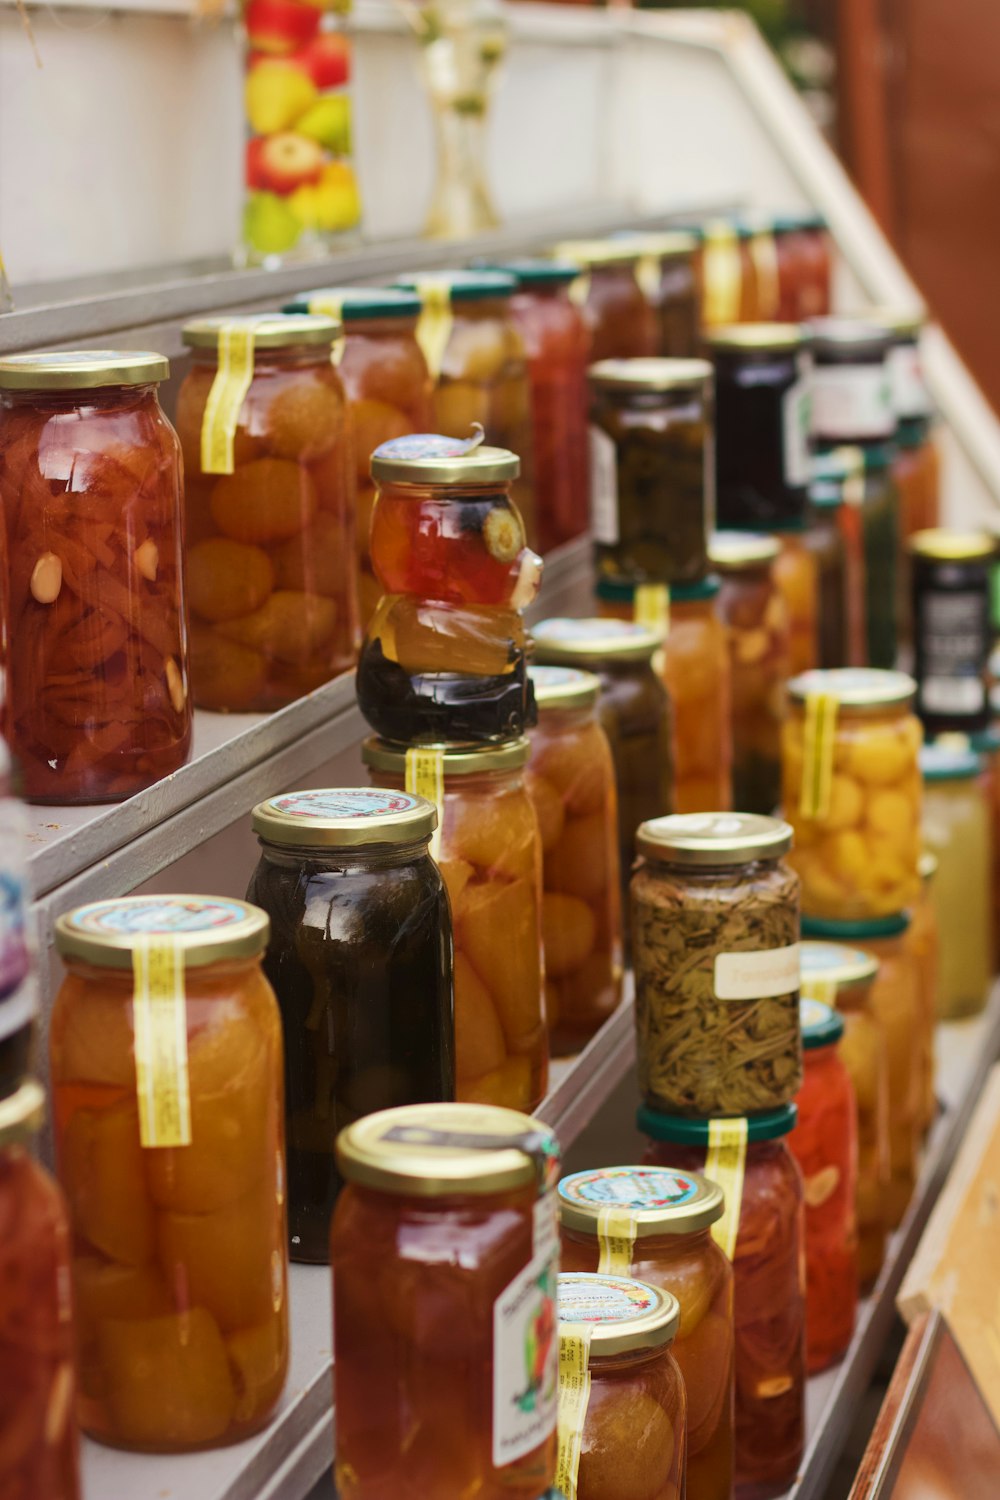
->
[659,585,733,816]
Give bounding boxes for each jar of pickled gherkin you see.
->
[782,669,922,920]
[871,307,940,541]
[358,433,541,745]
[805,481,850,669]
[632,813,801,1118]
[246,787,454,1262]
[911,531,995,737]
[588,358,715,587]
[527,667,622,1055]
[710,532,790,815]
[910,852,941,1134]
[639,1103,805,1500]
[0,1079,80,1500]
[363,736,546,1110]
[178,314,358,712]
[558,1166,734,1500]
[553,240,659,362]
[50,895,288,1450]
[613,231,702,358]
[772,524,820,676]
[332,1103,560,1500]
[556,1271,686,1500]
[920,742,992,1020]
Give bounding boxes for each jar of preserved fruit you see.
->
[639,1103,805,1500]
[708,325,811,532]
[0,738,33,1100]
[970,726,1000,956]
[0,351,192,802]
[920,742,992,1020]
[363,736,546,1110]
[710,532,789,815]
[911,531,995,737]
[773,213,832,321]
[553,240,659,361]
[799,941,888,1290]
[332,1102,560,1500]
[558,1166,734,1500]
[805,481,850,669]
[358,433,541,744]
[246,787,454,1262]
[632,812,801,1117]
[782,668,922,920]
[662,578,733,814]
[772,525,820,676]
[700,220,756,327]
[789,1000,858,1372]
[556,1271,686,1500]
[178,314,358,712]
[527,667,622,1055]
[0,1079,80,1500]
[871,307,940,540]
[50,895,288,1450]
[911,851,941,1134]
[614,231,702,358]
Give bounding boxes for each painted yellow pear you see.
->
[245,59,318,135]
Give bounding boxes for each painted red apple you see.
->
[257,132,325,194]
[246,137,270,190]
[245,0,321,55]
[293,32,351,89]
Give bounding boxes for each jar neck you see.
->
[378,479,514,506]
[587,1343,670,1373]
[63,954,263,985]
[257,837,433,871]
[2,382,161,412]
[535,703,596,732]
[647,855,782,880]
[191,345,332,373]
[345,315,419,338]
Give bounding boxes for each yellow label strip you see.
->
[706,1116,748,1261]
[634,583,670,635]
[636,252,660,303]
[405,746,444,862]
[800,975,838,1006]
[799,690,838,820]
[132,935,192,1149]
[200,323,256,476]
[596,1205,638,1276]
[568,271,592,310]
[555,1324,594,1500]
[833,445,866,508]
[308,295,347,365]
[750,231,780,320]
[703,222,742,328]
[413,280,455,380]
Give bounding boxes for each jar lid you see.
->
[867,305,927,341]
[771,210,827,233]
[478,259,579,288]
[0,350,169,391]
[283,287,423,321]
[970,726,1000,754]
[54,896,270,969]
[636,812,793,866]
[919,850,939,881]
[393,269,516,302]
[809,481,843,511]
[919,742,982,782]
[0,1079,45,1147]
[909,528,996,562]
[361,736,530,775]
[808,318,893,361]
[551,239,644,269]
[800,939,879,990]
[532,616,666,663]
[706,323,806,353]
[800,997,845,1049]
[369,431,520,485]
[709,531,781,569]
[587,357,713,393]
[251,788,437,850]
[557,1272,680,1354]
[812,450,861,484]
[705,217,754,242]
[558,1166,723,1237]
[802,911,911,941]
[672,575,721,603]
[528,665,599,712]
[336,1102,557,1197]
[787,667,917,711]
[637,1102,798,1144]
[610,230,700,260]
[183,312,341,348]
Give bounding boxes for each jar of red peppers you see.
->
[331,1102,560,1500]
[0,350,192,802]
[0,1079,80,1499]
[640,1103,806,1500]
[178,313,358,711]
[553,240,658,361]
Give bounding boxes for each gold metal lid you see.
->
[799,940,879,991]
[867,305,927,340]
[529,665,599,712]
[361,737,530,775]
[557,1272,680,1354]
[909,528,996,563]
[55,896,270,970]
[336,1102,558,1197]
[552,239,645,269]
[637,812,793,865]
[709,530,781,569]
[252,788,437,850]
[788,667,917,711]
[919,850,938,882]
[532,616,666,663]
[0,350,169,391]
[612,231,700,259]
[706,323,805,353]
[182,313,341,349]
[0,1080,45,1147]
[588,357,713,393]
[369,430,520,485]
[558,1166,724,1237]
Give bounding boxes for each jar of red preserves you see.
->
[773,213,832,321]
[0,1079,80,1499]
[332,1102,560,1500]
[554,240,659,361]
[0,350,192,802]
[178,313,358,712]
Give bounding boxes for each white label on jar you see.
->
[782,379,812,487]
[922,677,985,713]
[492,1243,559,1467]
[714,943,800,1001]
[919,590,988,717]
[811,365,894,441]
[533,1189,559,1264]
[889,344,932,420]
[588,425,619,544]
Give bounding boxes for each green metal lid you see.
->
[393,269,516,302]
[800,997,845,1050]
[637,1102,797,1144]
[897,416,932,450]
[477,259,579,289]
[771,211,827,234]
[532,615,666,662]
[283,287,422,321]
[802,912,911,941]
[919,742,982,782]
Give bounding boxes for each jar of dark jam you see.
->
[708,325,811,532]
[246,787,454,1263]
[588,358,714,586]
[805,478,849,669]
[614,231,702,357]
[553,240,658,362]
[910,530,995,737]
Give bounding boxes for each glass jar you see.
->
[0,1079,80,1500]
[357,436,541,744]
[632,813,801,1117]
[920,742,992,1019]
[364,737,546,1110]
[662,579,733,814]
[246,787,454,1262]
[782,668,922,920]
[772,526,820,677]
[556,1271,686,1500]
[700,221,756,328]
[0,738,33,1100]
[799,941,888,1291]
[50,895,288,1450]
[614,231,702,357]
[0,351,192,802]
[805,483,850,669]
[558,1167,734,1500]
[812,449,868,668]
[640,1103,806,1500]
[553,240,659,361]
[773,214,832,321]
[708,325,810,532]
[789,1000,858,1372]
[331,1102,560,1500]
[178,313,358,711]
[710,532,789,815]
[911,852,941,1135]
[970,726,1000,958]
[527,667,622,1055]
[871,307,940,541]
[911,531,995,737]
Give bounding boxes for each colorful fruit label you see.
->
[799,690,839,819]
[812,365,894,441]
[706,1117,748,1261]
[374,429,485,462]
[412,280,455,378]
[562,1165,701,1210]
[69,896,251,937]
[268,788,423,821]
[131,935,192,1150]
[200,324,256,476]
[492,1242,559,1468]
[554,1324,593,1500]
[714,942,800,1001]
[635,584,670,636]
[405,747,443,861]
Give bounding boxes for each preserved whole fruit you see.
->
[554,241,659,362]
[920,743,992,1020]
[772,528,819,677]
[910,530,994,738]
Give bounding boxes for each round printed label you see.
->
[268,789,421,821]
[374,429,484,462]
[800,941,871,976]
[800,997,837,1033]
[560,1167,700,1211]
[538,617,646,642]
[528,665,592,691]
[69,896,252,936]
[557,1273,659,1326]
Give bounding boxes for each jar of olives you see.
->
[553,240,658,361]
[911,530,995,737]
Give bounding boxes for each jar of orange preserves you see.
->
[332,1102,560,1500]
[553,241,658,361]
[773,526,820,676]
[527,667,622,1054]
[364,736,547,1110]
[0,350,192,803]
[558,1166,734,1500]
[178,313,358,712]
[51,895,288,1451]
